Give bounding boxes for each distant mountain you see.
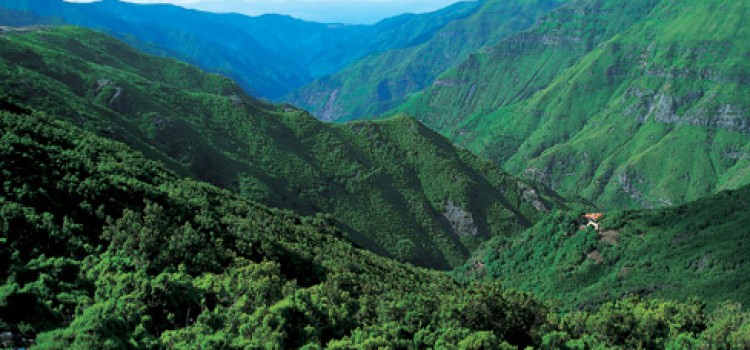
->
[288,0,568,121]
[0,7,62,26]
[461,183,750,309]
[394,0,750,210]
[0,0,480,98]
[0,26,573,269]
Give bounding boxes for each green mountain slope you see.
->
[0,0,480,98]
[395,0,750,210]
[0,26,571,269]
[0,109,533,348]
[394,0,661,132]
[461,183,750,310]
[287,0,568,122]
[5,109,750,349]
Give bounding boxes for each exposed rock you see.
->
[524,167,553,187]
[320,88,340,122]
[671,231,694,245]
[518,181,548,212]
[617,168,654,209]
[618,265,634,279]
[693,253,713,273]
[95,79,111,93]
[229,95,243,108]
[721,150,750,160]
[648,93,676,123]
[442,201,478,237]
[624,87,750,133]
[587,250,604,264]
[597,228,617,244]
[108,86,123,105]
[151,114,175,131]
[94,78,123,107]
[432,79,463,87]
[466,83,478,101]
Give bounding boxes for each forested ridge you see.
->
[0,26,571,270]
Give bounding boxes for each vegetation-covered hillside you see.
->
[3,109,750,349]
[288,0,568,121]
[0,0,481,98]
[461,183,750,311]
[0,26,571,269]
[395,0,750,210]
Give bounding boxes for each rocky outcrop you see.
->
[432,79,464,87]
[721,150,750,160]
[320,88,341,122]
[624,87,750,133]
[518,181,549,212]
[94,78,124,109]
[617,168,657,209]
[442,201,478,237]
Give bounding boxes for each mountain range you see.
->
[0,0,484,98]
[287,0,568,121]
[1,0,750,347]
[393,0,750,210]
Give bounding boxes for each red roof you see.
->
[583,213,604,220]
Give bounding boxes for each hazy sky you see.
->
[63,0,468,24]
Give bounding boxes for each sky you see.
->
[63,0,467,24]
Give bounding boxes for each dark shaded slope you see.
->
[0,109,546,348]
[0,26,570,268]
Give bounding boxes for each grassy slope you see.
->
[288,0,568,122]
[394,0,660,132]
[461,183,750,310]
[0,26,572,269]
[395,0,750,210]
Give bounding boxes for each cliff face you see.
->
[395,0,750,209]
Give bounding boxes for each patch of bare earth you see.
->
[587,250,604,264]
[600,230,620,245]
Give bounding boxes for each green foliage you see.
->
[461,185,750,309]
[0,92,748,350]
[394,0,750,210]
[0,26,572,269]
[0,110,558,348]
